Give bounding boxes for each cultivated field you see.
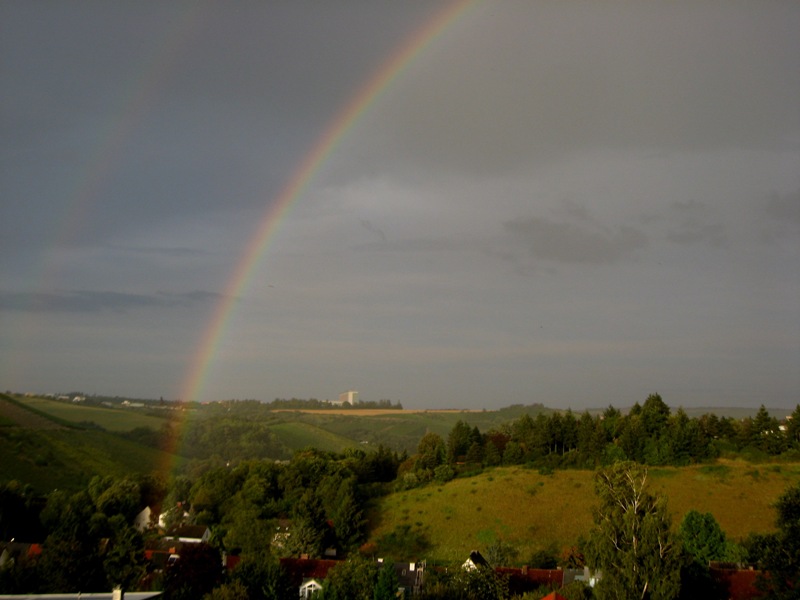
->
[2,394,168,432]
[269,421,361,452]
[0,395,66,430]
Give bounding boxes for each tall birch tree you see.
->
[586,461,681,600]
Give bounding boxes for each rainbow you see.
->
[4,9,207,383]
[178,0,475,405]
[48,9,206,270]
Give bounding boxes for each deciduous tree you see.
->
[757,482,800,599]
[319,556,378,600]
[679,510,733,566]
[373,560,399,600]
[416,432,445,471]
[447,420,473,463]
[586,462,681,600]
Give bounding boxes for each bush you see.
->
[433,465,455,483]
[375,524,430,561]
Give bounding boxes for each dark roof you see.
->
[391,561,423,590]
[279,558,340,585]
[169,525,208,539]
[495,567,564,595]
[709,567,765,600]
[467,550,489,567]
[1,542,42,562]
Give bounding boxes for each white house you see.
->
[462,550,489,571]
[299,579,324,598]
[133,506,152,531]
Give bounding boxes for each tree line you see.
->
[401,396,800,490]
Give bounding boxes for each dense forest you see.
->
[1,394,799,598]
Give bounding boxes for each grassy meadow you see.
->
[367,462,800,564]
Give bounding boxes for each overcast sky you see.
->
[2,1,798,410]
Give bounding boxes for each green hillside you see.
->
[367,461,800,564]
[0,427,175,493]
[269,421,361,453]
[6,394,168,431]
[280,407,552,453]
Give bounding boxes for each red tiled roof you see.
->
[495,567,564,595]
[710,567,764,600]
[280,558,340,583]
[538,593,569,600]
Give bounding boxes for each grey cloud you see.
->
[765,191,800,224]
[0,2,437,249]
[664,200,726,247]
[348,3,800,178]
[503,216,648,265]
[757,189,800,246]
[353,236,472,254]
[666,223,726,247]
[359,220,387,243]
[672,200,706,212]
[0,290,222,314]
[110,245,208,258]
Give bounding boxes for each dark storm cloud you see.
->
[348,2,800,178]
[0,290,222,314]
[1,2,798,408]
[503,216,648,265]
[0,1,439,248]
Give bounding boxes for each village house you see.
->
[462,549,489,571]
[167,524,211,544]
[709,563,764,600]
[133,506,154,532]
[387,559,425,597]
[280,557,425,598]
[280,557,340,599]
[0,541,41,569]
